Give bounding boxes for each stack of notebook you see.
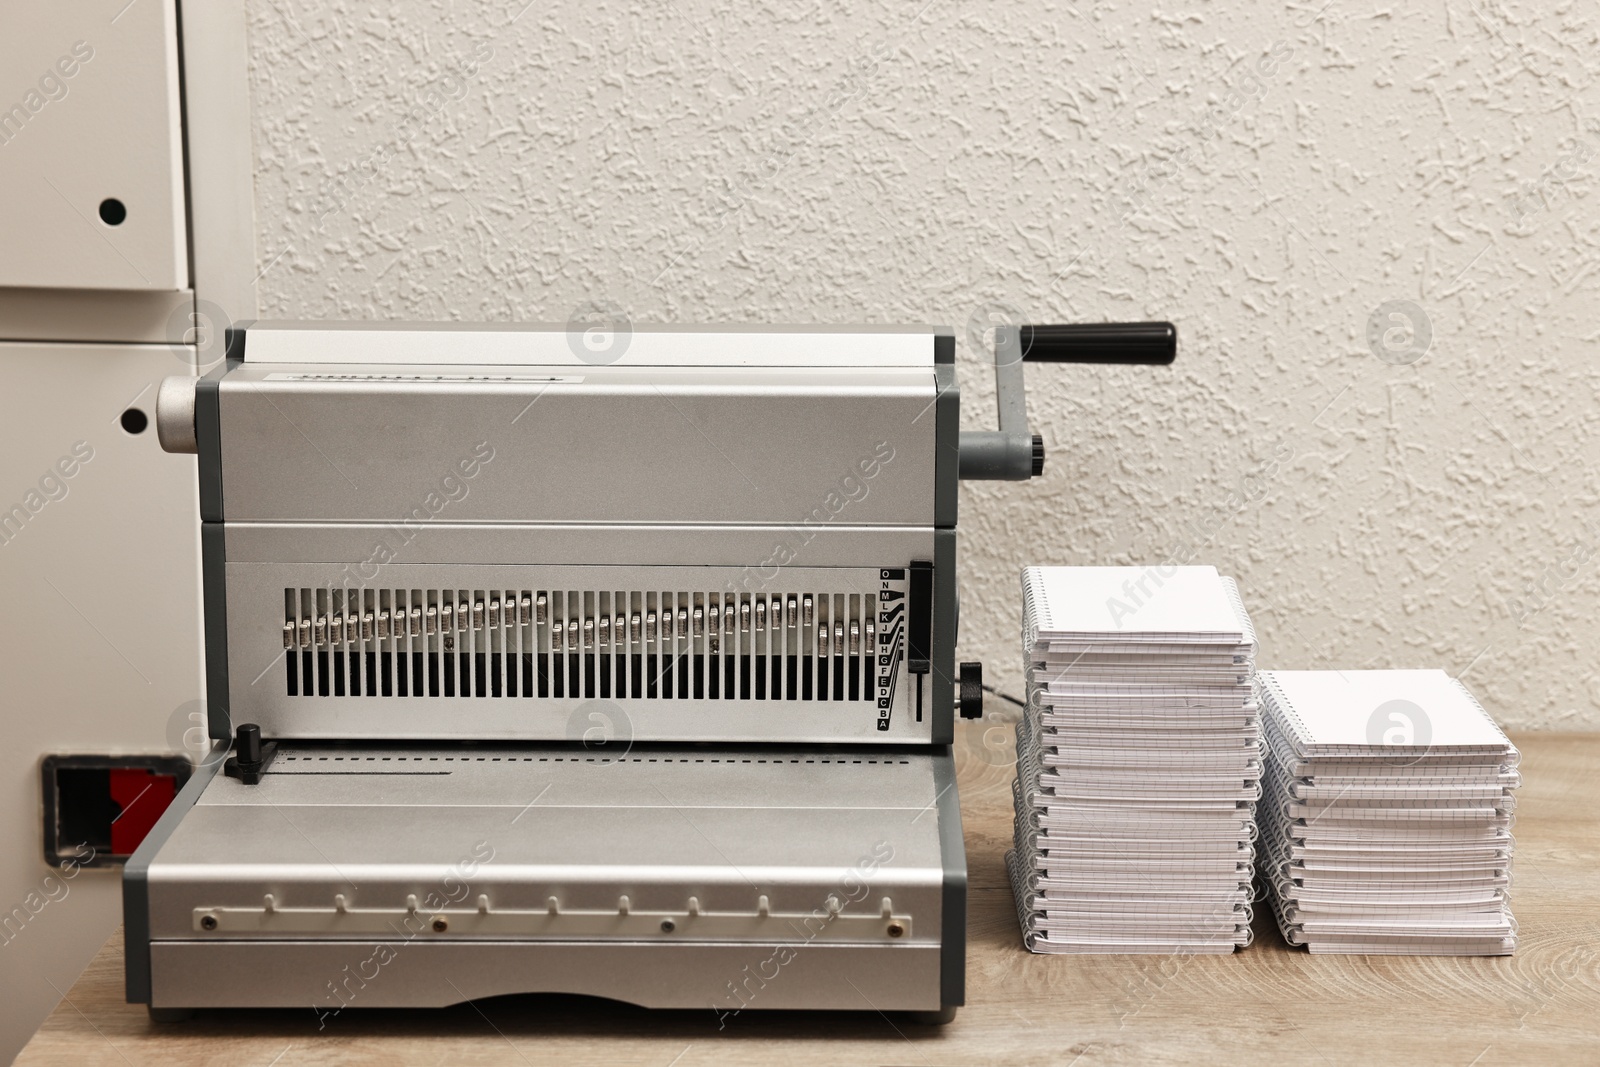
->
[1256,669,1520,955]
[1007,565,1261,954]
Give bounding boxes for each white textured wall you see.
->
[246,0,1599,729]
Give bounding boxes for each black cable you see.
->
[981,683,1027,709]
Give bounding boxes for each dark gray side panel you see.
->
[933,363,959,528]
[202,522,230,741]
[930,527,956,745]
[123,744,228,1004]
[223,324,249,363]
[932,746,966,1008]
[931,355,959,745]
[195,374,223,523]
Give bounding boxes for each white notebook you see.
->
[1258,669,1514,757]
[1024,566,1255,643]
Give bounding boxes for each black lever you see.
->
[958,320,1178,480]
[1019,322,1176,365]
[907,560,933,677]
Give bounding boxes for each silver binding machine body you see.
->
[125,320,1173,1021]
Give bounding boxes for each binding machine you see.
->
[124,320,1174,1022]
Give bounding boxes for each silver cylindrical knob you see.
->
[155,375,199,454]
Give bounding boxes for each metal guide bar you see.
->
[282,588,878,704]
[193,894,912,941]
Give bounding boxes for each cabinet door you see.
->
[0,2,188,290]
[0,342,202,1061]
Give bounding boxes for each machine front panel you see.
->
[226,563,943,743]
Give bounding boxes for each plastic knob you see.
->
[959,662,984,719]
[235,724,262,766]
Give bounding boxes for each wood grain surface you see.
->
[18,727,1600,1066]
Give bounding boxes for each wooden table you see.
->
[19,728,1600,1066]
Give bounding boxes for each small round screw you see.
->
[200,915,218,931]
[886,921,905,938]
[432,917,448,932]
[660,919,676,933]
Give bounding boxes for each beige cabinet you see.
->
[0,342,203,1060]
[0,2,188,290]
